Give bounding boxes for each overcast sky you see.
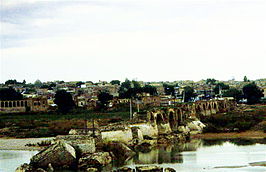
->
[1,0,265,83]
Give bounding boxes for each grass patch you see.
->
[0,110,130,138]
[201,109,266,133]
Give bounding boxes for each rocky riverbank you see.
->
[15,117,206,172]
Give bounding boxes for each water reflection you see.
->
[122,138,266,172]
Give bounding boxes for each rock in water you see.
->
[15,163,32,172]
[136,166,163,172]
[115,167,134,172]
[87,167,99,172]
[105,141,135,161]
[30,141,76,169]
[164,167,176,172]
[78,152,112,170]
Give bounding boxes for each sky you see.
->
[0,0,265,83]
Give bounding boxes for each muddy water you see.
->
[1,139,266,172]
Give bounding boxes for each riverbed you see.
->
[1,138,266,172]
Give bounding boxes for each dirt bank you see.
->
[192,131,266,139]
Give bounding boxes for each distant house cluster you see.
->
[0,78,265,113]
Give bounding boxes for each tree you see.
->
[97,91,113,110]
[163,84,175,96]
[0,87,23,100]
[76,81,84,87]
[119,79,132,98]
[183,86,196,102]
[54,90,75,113]
[34,79,43,87]
[243,76,250,82]
[132,80,141,89]
[206,78,217,85]
[110,80,120,85]
[5,79,18,85]
[223,88,243,102]
[214,83,229,94]
[243,82,263,104]
[142,85,158,96]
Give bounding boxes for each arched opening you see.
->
[196,105,201,112]
[156,114,164,125]
[21,101,24,107]
[150,113,155,123]
[0,102,4,107]
[203,104,206,111]
[177,109,182,125]
[13,101,16,107]
[208,104,211,110]
[9,102,12,107]
[5,102,8,107]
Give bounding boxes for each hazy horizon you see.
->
[1,0,265,83]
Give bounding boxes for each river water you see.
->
[0,139,266,172]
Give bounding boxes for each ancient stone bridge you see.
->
[146,99,236,134]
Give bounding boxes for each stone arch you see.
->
[13,101,16,107]
[0,102,4,107]
[9,102,12,107]
[169,111,175,130]
[21,101,24,107]
[5,102,8,107]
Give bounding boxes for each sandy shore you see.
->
[192,131,266,139]
[0,137,55,150]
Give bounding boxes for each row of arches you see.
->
[0,100,28,108]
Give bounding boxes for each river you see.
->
[1,139,266,172]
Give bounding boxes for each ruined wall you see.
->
[146,99,236,134]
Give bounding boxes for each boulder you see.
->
[135,142,152,153]
[35,168,47,172]
[78,152,112,170]
[30,141,76,169]
[47,163,54,172]
[115,167,134,172]
[104,141,135,161]
[87,167,99,172]
[15,163,33,172]
[164,167,176,172]
[56,135,96,155]
[177,126,190,134]
[187,121,206,133]
[136,166,163,172]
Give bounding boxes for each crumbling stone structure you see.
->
[146,99,236,134]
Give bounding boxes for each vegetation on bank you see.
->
[0,110,130,138]
[201,105,266,133]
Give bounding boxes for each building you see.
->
[0,97,48,113]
